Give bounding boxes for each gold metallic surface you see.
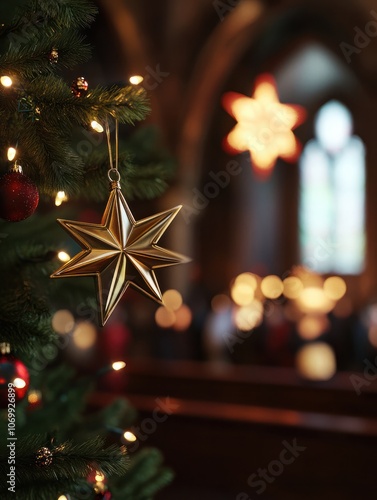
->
[51,187,188,325]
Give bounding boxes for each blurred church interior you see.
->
[52,1,377,498]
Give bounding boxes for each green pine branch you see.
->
[0,222,60,355]
[0,76,150,196]
[12,367,136,442]
[23,76,150,127]
[7,0,97,33]
[0,365,174,500]
[16,119,85,196]
[0,0,155,200]
[0,32,92,79]
[80,125,176,201]
[0,0,96,74]
[0,434,128,499]
[1,477,90,500]
[0,285,55,357]
[30,0,98,29]
[19,382,91,436]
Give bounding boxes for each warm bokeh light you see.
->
[211,294,231,312]
[95,471,105,482]
[123,431,137,442]
[1,75,13,87]
[52,309,75,334]
[162,289,183,311]
[112,361,126,371]
[91,120,104,133]
[28,390,42,404]
[111,361,126,372]
[295,267,323,288]
[260,275,283,299]
[234,301,263,331]
[173,304,192,331]
[296,287,334,314]
[222,74,306,175]
[129,75,144,85]
[58,496,68,500]
[296,343,336,381]
[323,276,347,301]
[72,321,97,349]
[58,251,70,262]
[155,306,176,328]
[283,276,303,299]
[7,147,16,161]
[231,280,255,306]
[13,377,26,389]
[234,272,258,290]
[297,314,329,340]
[55,191,68,207]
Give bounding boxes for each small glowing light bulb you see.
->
[58,251,70,262]
[112,361,126,371]
[13,378,26,389]
[7,147,16,161]
[1,76,13,87]
[129,75,144,85]
[55,191,68,206]
[28,390,42,404]
[123,431,137,442]
[91,120,104,133]
[95,471,105,482]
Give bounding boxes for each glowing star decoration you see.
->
[51,183,188,326]
[222,74,306,176]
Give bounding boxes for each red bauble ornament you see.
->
[71,76,89,97]
[0,164,39,222]
[0,343,30,408]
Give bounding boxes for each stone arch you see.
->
[177,0,374,186]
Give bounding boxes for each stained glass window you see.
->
[299,101,365,274]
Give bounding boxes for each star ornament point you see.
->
[222,74,306,177]
[51,188,189,326]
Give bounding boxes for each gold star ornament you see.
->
[51,183,189,326]
[222,73,306,177]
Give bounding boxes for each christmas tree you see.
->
[0,1,178,498]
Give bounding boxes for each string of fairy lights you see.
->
[1,73,146,211]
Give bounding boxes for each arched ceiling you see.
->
[97,0,377,178]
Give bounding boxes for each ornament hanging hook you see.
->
[105,118,120,187]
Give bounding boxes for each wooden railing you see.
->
[92,360,377,499]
